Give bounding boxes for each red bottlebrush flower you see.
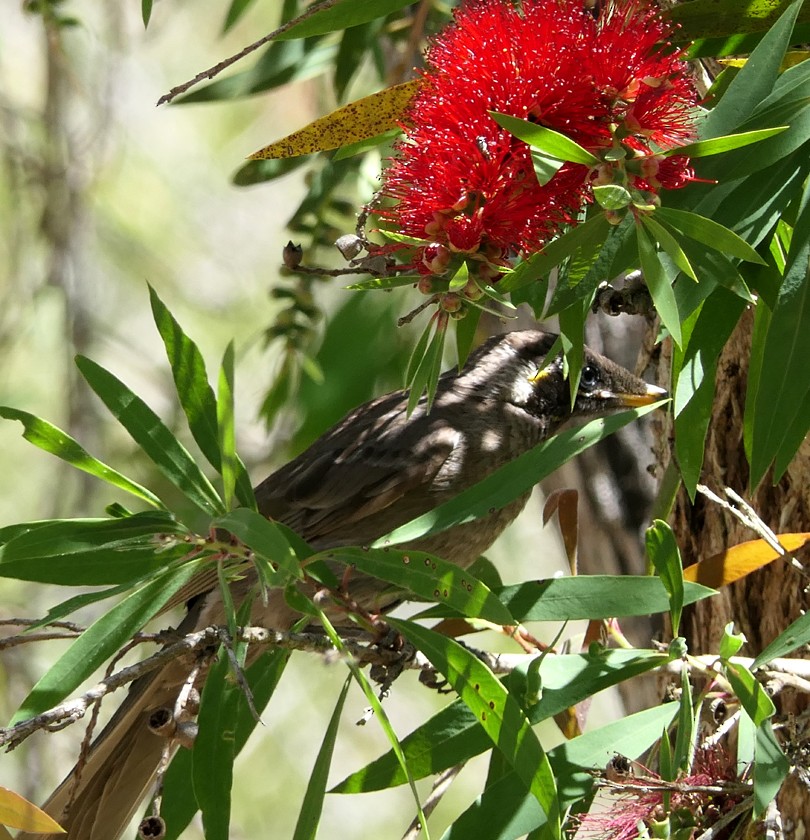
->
[379,0,698,270]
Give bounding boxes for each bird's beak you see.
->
[600,382,669,407]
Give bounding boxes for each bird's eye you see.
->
[579,364,600,390]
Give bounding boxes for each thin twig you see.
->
[401,764,465,840]
[157,0,341,106]
[697,484,808,580]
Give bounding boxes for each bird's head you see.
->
[458,330,667,428]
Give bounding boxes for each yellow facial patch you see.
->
[528,366,553,384]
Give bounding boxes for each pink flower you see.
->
[379,0,698,274]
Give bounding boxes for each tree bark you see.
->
[665,308,810,833]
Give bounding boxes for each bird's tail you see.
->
[19,658,193,840]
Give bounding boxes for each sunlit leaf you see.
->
[489,113,600,166]
[0,407,162,508]
[645,520,685,636]
[249,80,418,159]
[390,619,561,837]
[0,787,65,833]
[683,533,810,588]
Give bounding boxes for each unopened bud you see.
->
[421,243,451,274]
[335,234,364,261]
[282,241,304,269]
[138,816,167,839]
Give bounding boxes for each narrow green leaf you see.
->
[160,649,291,840]
[149,286,255,510]
[390,619,561,837]
[645,520,685,636]
[667,127,788,158]
[320,546,515,625]
[720,622,746,660]
[725,660,776,726]
[698,0,802,140]
[531,149,565,186]
[75,356,225,517]
[672,670,694,775]
[441,703,679,840]
[407,318,447,414]
[275,0,417,40]
[749,184,810,487]
[217,342,237,510]
[673,289,747,497]
[431,577,715,623]
[214,508,299,581]
[142,0,153,27]
[193,648,238,840]
[655,207,767,264]
[753,610,810,669]
[10,559,206,725]
[0,407,162,508]
[558,302,587,409]
[501,214,610,294]
[333,650,666,794]
[489,112,600,166]
[292,676,351,840]
[641,215,697,281]
[0,513,190,585]
[344,274,420,291]
[377,404,663,549]
[753,721,789,818]
[636,222,682,346]
[404,318,434,389]
[455,306,482,370]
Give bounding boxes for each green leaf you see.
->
[672,670,694,775]
[748,182,810,487]
[217,342,238,510]
[142,0,152,27]
[149,286,255,510]
[441,703,679,840]
[0,407,162,508]
[75,356,225,517]
[10,559,206,725]
[753,721,789,818]
[0,512,190,585]
[422,577,715,623]
[531,150,565,186]
[213,507,300,582]
[193,647,239,840]
[292,676,351,840]
[698,0,802,140]
[344,274,420,290]
[333,650,665,793]
[389,619,561,837]
[320,546,515,625]
[593,184,632,211]
[642,215,697,282]
[160,648,291,840]
[724,660,776,726]
[275,0,418,40]
[455,305,482,370]
[645,520,685,636]
[636,222,682,346]
[488,113,600,166]
[673,289,747,498]
[720,622,746,660]
[377,404,663,549]
[667,127,788,158]
[655,207,767,265]
[407,317,447,414]
[500,214,610,294]
[753,609,810,668]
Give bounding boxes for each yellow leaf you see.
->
[0,787,65,833]
[719,50,810,70]
[248,80,420,160]
[683,533,810,588]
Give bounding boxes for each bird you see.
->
[21,329,666,840]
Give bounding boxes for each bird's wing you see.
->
[255,420,460,547]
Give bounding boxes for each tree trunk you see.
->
[666,308,810,833]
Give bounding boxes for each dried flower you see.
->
[379,0,698,274]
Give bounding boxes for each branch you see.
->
[157,0,342,106]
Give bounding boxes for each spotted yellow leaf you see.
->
[683,533,810,588]
[249,80,419,160]
[0,786,65,833]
